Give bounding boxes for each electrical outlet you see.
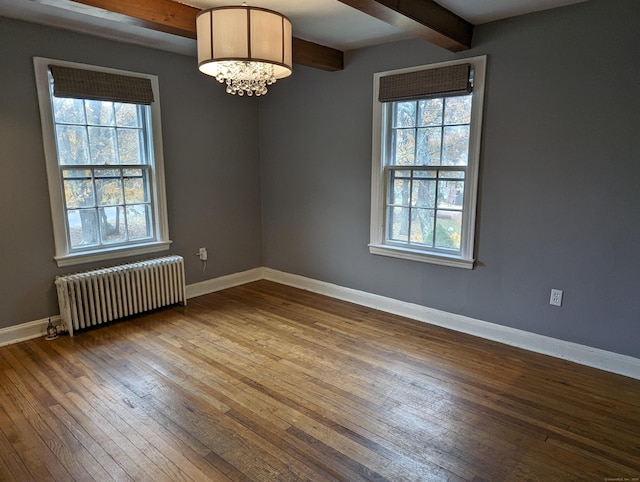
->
[196,247,208,261]
[550,289,563,307]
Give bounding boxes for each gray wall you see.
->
[0,17,263,329]
[259,0,640,358]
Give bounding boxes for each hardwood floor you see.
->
[0,280,638,481]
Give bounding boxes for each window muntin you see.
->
[34,58,171,267]
[370,56,486,269]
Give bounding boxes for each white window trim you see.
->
[34,57,171,267]
[369,55,487,269]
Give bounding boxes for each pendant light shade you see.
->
[196,6,293,96]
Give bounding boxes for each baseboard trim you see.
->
[186,267,264,299]
[0,316,61,348]
[3,266,638,380]
[263,268,640,380]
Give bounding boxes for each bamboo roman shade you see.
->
[378,63,472,102]
[49,65,154,104]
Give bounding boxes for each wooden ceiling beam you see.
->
[32,0,344,71]
[336,0,473,52]
[292,38,344,73]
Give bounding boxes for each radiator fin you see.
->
[55,255,186,336]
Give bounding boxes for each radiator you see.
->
[55,255,186,336]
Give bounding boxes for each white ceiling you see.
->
[434,0,587,25]
[0,0,587,54]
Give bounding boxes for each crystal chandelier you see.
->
[196,5,293,96]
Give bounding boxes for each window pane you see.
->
[88,127,117,164]
[437,179,465,209]
[124,175,148,203]
[85,100,114,126]
[444,95,472,125]
[115,103,141,127]
[52,97,85,124]
[418,98,443,126]
[56,125,89,165]
[62,168,91,178]
[435,211,462,249]
[439,170,465,180]
[389,171,411,206]
[442,125,469,166]
[68,209,99,248]
[123,168,144,177]
[411,178,436,208]
[64,179,95,208]
[100,206,126,244]
[411,208,434,246]
[95,178,123,206]
[388,206,409,242]
[416,127,441,165]
[393,101,416,128]
[127,204,152,240]
[118,128,144,164]
[392,129,415,165]
[94,168,120,178]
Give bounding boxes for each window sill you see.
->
[55,240,172,268]
[368,244,475,269]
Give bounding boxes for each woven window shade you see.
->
[379,63,471,103]
[49,65,154,104]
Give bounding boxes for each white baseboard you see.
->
[3,266,638,380]
[185,267,264,299]
[263,268,640,381]
[0,316,61,348]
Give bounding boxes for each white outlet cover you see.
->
[550,289,563,307]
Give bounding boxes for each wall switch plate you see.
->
[550,289,563,307]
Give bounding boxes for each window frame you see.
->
[369,56,486,269]
[34,57,171,267]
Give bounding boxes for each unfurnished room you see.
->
[0,0,639,480]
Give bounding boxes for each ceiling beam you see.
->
[292,38,344,73]
[336,0,473,52]
[31,0,344,71]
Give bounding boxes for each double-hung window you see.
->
[370,56,486,269]
[34,58,171,267]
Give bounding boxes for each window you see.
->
[370,56,486,269]
[34,58,171,267]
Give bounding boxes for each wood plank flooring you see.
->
[0,280,639,481]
